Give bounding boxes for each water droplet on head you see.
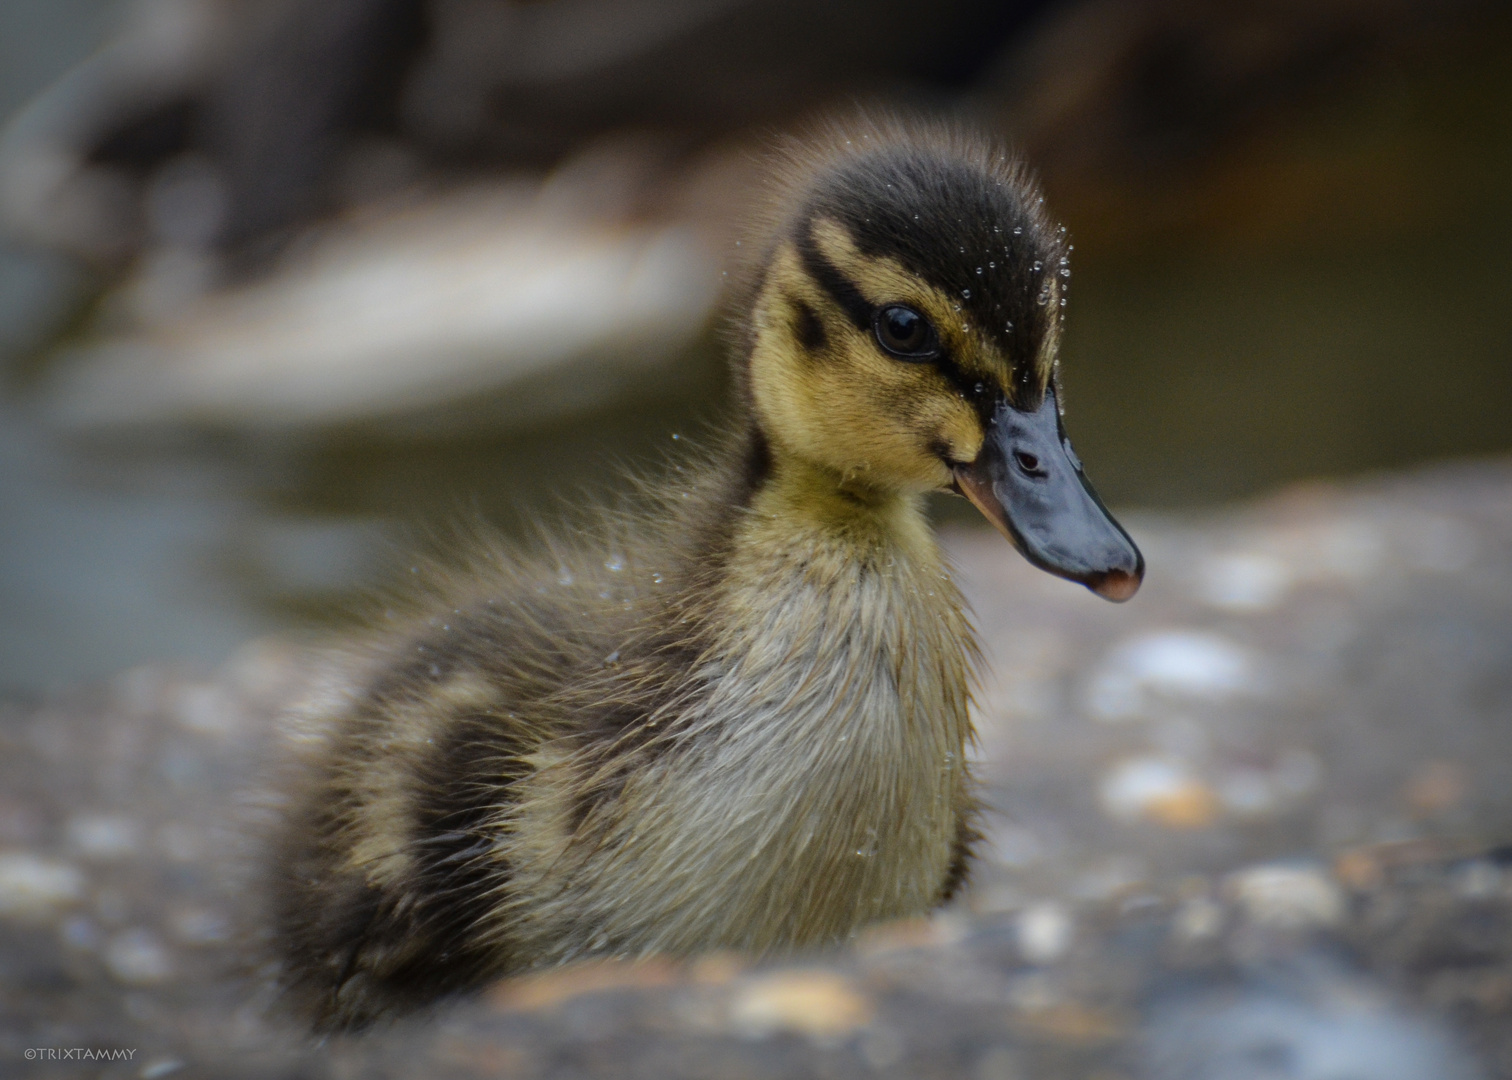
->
[959,245,966,253]
[1032,260,1043,272]
[1013,226,1023,235]
[1059,268,1071,278]
[605,556,624,572]
[1005,321,1014,332]
[976,266,983,275]
[961,288,971,299]
[989,261,996,269]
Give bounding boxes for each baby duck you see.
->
[271,118,1143,1031]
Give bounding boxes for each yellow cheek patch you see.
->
[751,240,981,491]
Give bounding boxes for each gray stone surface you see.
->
[3,457,1511,1078]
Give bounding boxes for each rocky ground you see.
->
[2,457,1511,1080]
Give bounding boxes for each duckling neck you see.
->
[624,438,975,945]
[740,445,936,562]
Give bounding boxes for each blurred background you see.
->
[0,0,1509,693]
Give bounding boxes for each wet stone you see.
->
[0,459,1509,1077]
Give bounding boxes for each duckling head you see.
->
[738,121,1143,601]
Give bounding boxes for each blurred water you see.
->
[1,2,1510,692]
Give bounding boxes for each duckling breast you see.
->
[497,506,976,962]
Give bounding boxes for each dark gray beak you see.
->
[952,389,1143,602]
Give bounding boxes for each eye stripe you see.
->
[796,224,872,331]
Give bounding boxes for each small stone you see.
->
[1198,552,1292,612]
[1172,897,1225,941]
[1100,756,1219,828]
[168,906,229,945]
[105,928,174,985]
[1405,760,1468,815]
[1085,630,1263,721]
[858,1024,904,1068]
[1227,864,1344,930]
[1450,860,1502,901]
[1017,902,1074,965]
[67,814,142,860]
[155,823,201,862]
[729,970,873,1041]
[1334,848,1385,891]
[173,682,240,737]
[0,852,84,922]
[1145,979,1484,1080]
[490,958,679,1012]
[974,1045,1025,1080]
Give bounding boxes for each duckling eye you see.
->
[873,305,939,360]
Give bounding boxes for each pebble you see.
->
[167,906,228,945]
[1017,902,1074,964]
[1172,896,1225,941]
[1085,630,1263,721]
[0,851,84,921]
[1451,860,1503,901]
[67,813,142,860]
[173,682,240,737]
[490,958,679,1012]
[1198,551,1293,612]
[1226,864,1345,930]
[1405,759,1469,815]
[1144,979,1484,1080]
[104,927,174,985]
[974,1045,1025,1080]
[729,971,873,1041]
[1215,749,1322,819]
[1100,755,1219,828]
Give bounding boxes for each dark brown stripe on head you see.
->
[791,298,828,353]
[796,223,872,331]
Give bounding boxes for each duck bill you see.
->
[952,390,1143,602]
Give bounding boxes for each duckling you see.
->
[270,117,1143,1032]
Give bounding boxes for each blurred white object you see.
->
[44,184,722,429]
[1198,551,1293,612]
[0,852,85,922]
[1085,629,1265,721]
[1099,754,1218,828]
[1016,901,1074,964]
[1226,863,1344,930]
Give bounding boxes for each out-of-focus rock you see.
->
[42,180,722,429]
[1,458,1510,1076]
[1226,863,1345,930]
[0,851,84,922]
[1144,969,1486,1080]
